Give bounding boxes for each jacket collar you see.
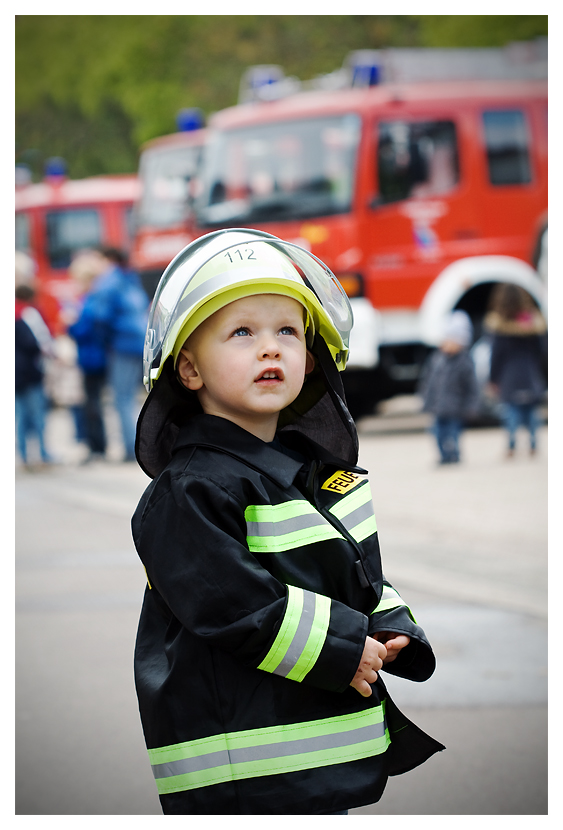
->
[172,414,365,488]
[172,414,305,488]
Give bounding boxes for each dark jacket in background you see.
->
[418,348,479,419]
[486,311,547,405]
[15,299,44,392]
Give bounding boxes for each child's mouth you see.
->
[255,369,283,383]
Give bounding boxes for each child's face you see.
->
[441,339,464,355]
[177,293,315,442]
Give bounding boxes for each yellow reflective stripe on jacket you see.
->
[328,481,377,543]
[258,585,331,682]
[245,500,344,552]
[371,585,416,623]
[148,703,390,795]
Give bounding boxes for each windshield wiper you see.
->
[196,189,346,227]
[196,198,251,225]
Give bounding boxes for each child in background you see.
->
[418,310,479,465]
[132,229,444,815]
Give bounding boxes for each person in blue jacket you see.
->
[67,255,109,461]
[69,247,149,462]
[93,247,149,461]
[132,229,444,815]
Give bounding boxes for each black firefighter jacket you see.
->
[132,414,444,814]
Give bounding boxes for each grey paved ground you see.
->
[14,399,551,817]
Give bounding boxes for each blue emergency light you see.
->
[176,108,205,132]
[347,51,382,88]
[44,156,67,178]
[239,65,285,103]
[353,63,380,87]
[249,68,279,91]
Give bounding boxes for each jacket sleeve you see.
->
[489,335,506,386]
[416,353,432,405]
[15,319,41,357]
[367,579,436,682]
[68,299,102,343]
[463,353,480,415]
[134,472,368,694]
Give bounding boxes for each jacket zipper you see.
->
[306,461,374,592]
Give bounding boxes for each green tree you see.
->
[414,15,548,47]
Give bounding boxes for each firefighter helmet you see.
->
[136,228,358,478]
[142,228,353,391]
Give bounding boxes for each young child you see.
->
[418,310,479,465]
[132,229,444,815]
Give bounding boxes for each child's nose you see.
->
[258,333,280,359]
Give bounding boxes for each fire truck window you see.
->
[195,115,361,225]
[139,145,203,228]
[46,209,102,269]
[483,110,531,186]
[16,212,30,253]
[377,120,459,204]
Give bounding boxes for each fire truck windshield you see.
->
[138,144,204,228]
[46,208,103,269]
[195,114,361,226]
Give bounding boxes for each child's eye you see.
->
[280,326,297,336]
[232,327,250,337]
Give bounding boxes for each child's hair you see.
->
[98,245,128,267]
[15,284,35,302]
[489,283,534,321]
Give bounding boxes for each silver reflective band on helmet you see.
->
[142,228,353,390]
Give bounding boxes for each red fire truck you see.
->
[129,109,207,300]
[136,43,549,415]
[15,164,140,333]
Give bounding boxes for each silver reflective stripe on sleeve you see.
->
[258,585,331,682]
[371,585,416,623]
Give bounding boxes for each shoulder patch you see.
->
[321,470,364,494]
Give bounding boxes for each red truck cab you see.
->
[15,167,140,334]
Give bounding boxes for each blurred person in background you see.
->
[66,249,109,463]
[15,250,36,292]
[484,283,547,458]
[15,279,54,469]
[91,247,149,462]
[43,330,87,450]
[418,310,479,465]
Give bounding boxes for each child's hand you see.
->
[372,631,411,664]
[350,636,387,697]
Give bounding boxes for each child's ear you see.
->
[305,349,316,375]
[177,348,204,391]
